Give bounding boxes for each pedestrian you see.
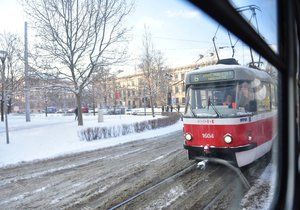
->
[162,105,165,113]
[74,107,78,120]
[177,104,180,113]
[166,105,169,112]
[170,105,173,112]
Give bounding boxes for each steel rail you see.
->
[108,163,196,210]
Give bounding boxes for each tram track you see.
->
[200,153,272,210]
[108,163,197,210]
[108,153,271,210]
[108,163,234,210]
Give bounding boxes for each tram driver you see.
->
[223,95,236,108]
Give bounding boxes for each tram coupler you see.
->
[203,145,211,154]
[194,157,250,190]
[196,159,208,169]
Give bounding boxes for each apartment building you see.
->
[116,62,216,108]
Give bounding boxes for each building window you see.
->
[181,73,185,80]
[175,86,179,93]
[128,91,130,97]
[174,74,178,80]
[132,90,135,96]
[176,98,179,104]
[182,97,185,104]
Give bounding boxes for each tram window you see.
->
[184,85,257,118]
[270,84,278,109]
[237,81,255,112]
[252,81,271,113]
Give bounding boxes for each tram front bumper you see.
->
[183,143,257,165]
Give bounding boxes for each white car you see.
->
[125,109,137,115]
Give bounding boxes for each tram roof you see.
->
[185,64,274,85]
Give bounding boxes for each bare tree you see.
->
[153,52,170,107]
[0,32,24,118]
[139,28,168,117]
[82,69,108,115]
[23,0,132,125]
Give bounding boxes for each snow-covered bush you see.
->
[79,113,180,141]
[122,124,132,135]
[133,121,149,133]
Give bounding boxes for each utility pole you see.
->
[24,22,31,122]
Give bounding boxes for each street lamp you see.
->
[0,50,9,144]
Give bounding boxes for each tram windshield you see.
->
[185,83,255,118]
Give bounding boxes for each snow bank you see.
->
[0,114,183,167]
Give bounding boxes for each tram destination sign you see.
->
[190,70,235,83]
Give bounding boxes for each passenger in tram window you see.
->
[238,82,253,110]
[223,95,237,109]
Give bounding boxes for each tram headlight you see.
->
[185,133,193,141]
[224,135,232,144]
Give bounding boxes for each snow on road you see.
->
[0,114,183,167]
[241,163,276,210]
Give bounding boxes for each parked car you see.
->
[125,109,137,115]
[67,108,75,113]
[98,108,109,115]
[88,108,98,113]
[81,107,89,113]
[107,108,123,115]
[56,109,64,113]
[46,106,57,113]
[67,107,89,113]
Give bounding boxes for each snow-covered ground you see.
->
[0,114,183,167]
[241,163,276,210]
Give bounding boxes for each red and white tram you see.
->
[183,62,277,167]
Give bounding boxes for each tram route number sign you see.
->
[191,70,234,83]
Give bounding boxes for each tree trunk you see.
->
[76,93,83,126]
[93,103,96,116]
[1,99,3,122]
[8,98,12,114]
[149,95,155,118]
